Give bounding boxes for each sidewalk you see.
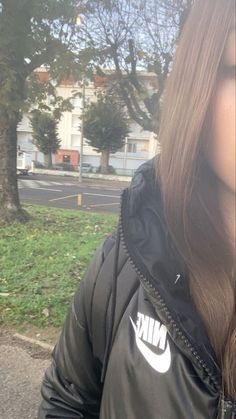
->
[32,168,132,183]
[1,334,50,419]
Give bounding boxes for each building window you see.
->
[138,141,149,152]
[127,143,137,153]
[72,115,81,129]
[71,97,82,108]
[71,135,80,147]
[47,95,55,105]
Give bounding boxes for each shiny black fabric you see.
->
[38,159,235,419]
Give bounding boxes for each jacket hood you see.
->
[120,157,221,390]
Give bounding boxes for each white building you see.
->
[17,69,160,175]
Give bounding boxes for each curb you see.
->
[31,168,132,182]
[13,333,54,352]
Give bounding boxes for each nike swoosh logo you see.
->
[130,317,171,373]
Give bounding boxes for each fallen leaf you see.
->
[42,308,50,317]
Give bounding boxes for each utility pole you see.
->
[79,76,85,183]
[76,14,86,183]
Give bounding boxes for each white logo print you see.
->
[130,312,171,373]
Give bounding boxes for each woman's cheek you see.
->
[207,78,236,193]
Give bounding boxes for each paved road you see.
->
[18,174,129,213]
[0,342,50,419]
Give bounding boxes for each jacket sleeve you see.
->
[38,235,116,419]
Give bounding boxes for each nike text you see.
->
[136,312,167,350]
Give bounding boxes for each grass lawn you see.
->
[0,205,117,336]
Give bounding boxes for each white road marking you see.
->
[18,179,123,191]
[43,181,75,186]
[49,194,78,202]
[86,186,123,191]
[18,180,75,188]
[33,180,52,186]
[83,192,120,199]
[21,187,62,192]
[89,202,119,208]
[18,180,37,188]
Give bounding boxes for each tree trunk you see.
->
[0,117,29,223]
[100,149,110,174]
[44,153,52,168]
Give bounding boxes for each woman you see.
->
[38,0,235,417]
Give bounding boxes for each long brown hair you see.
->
[156,0,235,400]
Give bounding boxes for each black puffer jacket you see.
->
[38,159,236,419]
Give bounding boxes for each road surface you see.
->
[18,174,129,213]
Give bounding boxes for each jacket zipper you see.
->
[119,188,221,394]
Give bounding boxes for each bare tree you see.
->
[82,0,192,132]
